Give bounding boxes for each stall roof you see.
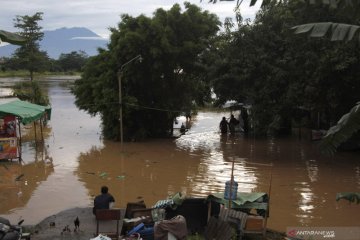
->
[0,100,51,125]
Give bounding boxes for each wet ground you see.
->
[0,77,359,233]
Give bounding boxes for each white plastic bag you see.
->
[90,234,112,240]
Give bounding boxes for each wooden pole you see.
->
[33,121,37,146]
[263,165,273,237]
[229,158,235,208]
[267,166,273,214]
[17,119,22,162]
[118,54,142,144]
[118,71,123,144]
[40,117,44,143]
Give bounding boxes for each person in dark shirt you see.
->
[229,114,239,134]
[219,117,229,134]
[93,186,115,215]
[180,123,186,134]
[241,107,249,135]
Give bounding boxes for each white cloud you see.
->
[0,0,260,39]
[71,37,108,41]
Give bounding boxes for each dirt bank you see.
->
[26,207,123,240]
[23,207,288,240]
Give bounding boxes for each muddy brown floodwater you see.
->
[0,77,359,233]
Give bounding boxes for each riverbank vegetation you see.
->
[1,51,88,74]
[1,12,86,106]
[1,12,89,75]
[2,1,360,151]
[73,3,220,140]
[72,1,360,145]
[0,70,81,78]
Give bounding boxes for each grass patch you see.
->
[0,70,81,78]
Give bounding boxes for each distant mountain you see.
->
[0,27,108,59]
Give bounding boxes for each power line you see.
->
[76,101,187,114]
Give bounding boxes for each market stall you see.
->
[0,99,51,161]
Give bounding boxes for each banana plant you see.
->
[208,0,360,153]
[0,29,26,45]
[208,0,360,41]
[336,192,360,204]
[320,102,360,155]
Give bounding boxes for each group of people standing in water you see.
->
[219,107,249,135]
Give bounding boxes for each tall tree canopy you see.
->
[73,3,220,141]
[13,12,49,81]
[210,0,360,153]
[58,51,89,72]
[210,0,360,137]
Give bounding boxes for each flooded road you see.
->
[0,77,359,232]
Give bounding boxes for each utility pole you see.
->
[118,54,142,144]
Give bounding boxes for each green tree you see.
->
[57,51,89,72]
[214,0,360,152]
[210,0,360,137]
[13,12,49,81]
[237,0,360,40]
[73,3,220,141]
[12,81,50,106]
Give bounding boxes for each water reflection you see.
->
[175,114,263,196]
[76,140,206,206]
[0,159,54,213]
[0,78,359,232]
[83,87,358,231]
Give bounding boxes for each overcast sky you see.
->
[1,0,260,39]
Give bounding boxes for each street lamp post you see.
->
[118,54,142,144]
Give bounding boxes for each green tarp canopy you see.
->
[0,100,51,125]
[207,192,269,210]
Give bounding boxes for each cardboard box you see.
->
[245,215,264,231]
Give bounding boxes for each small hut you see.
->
[0,99,51,161]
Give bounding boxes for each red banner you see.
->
[0,137,18,160]
[0,115,17,137]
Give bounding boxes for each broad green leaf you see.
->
[347,25,360,41]
[320,102,360,154]
[230,0,355,8]
[250,0,258,6]
[331,24,351,41]
[310,22,332,37]
[336,192,360,204]
[293,22,360,41]
[292,23,315,34]
[0,30,26,45]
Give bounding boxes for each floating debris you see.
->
[61,225,71,235]
[15,174,24,181]
[117,175,125,180]
[99,172,108,178]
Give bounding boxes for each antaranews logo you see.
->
[287,229,297,237]
[287,229,335,239]
[287,227,360,240]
